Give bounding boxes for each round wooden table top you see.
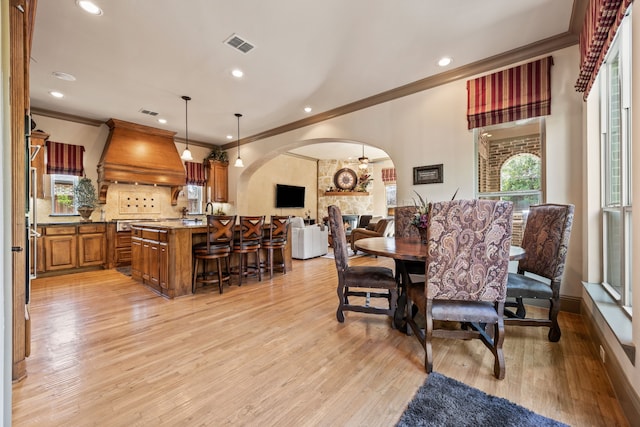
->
[354,237,525,262]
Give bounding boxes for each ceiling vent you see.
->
[224,33,255,54]
[139,108,159,117]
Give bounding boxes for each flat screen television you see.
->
[275,184,305,208]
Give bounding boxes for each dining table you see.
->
[354,236,525,329]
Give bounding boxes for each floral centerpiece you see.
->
[356,171,373,192]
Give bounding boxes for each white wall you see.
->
[228,46,584,298]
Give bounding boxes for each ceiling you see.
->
[29,1,579,159]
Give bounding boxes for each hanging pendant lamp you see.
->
[180,95,193,161]
[234,113,244,168]
[358,144,369,169]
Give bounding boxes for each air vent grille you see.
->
[139,108,159,117]
[224,33,255,54]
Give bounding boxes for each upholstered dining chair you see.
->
[394,206,420,239]
[192,215,236,294]
[261,215,290,279]
[232,215,265,286]
[328,205,398,325]
[505,203,574,342]
[405,199,513,379]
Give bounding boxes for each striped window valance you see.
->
[575,0,631,98]
[185,161,206,186]
[381,168,396,183]
[466,56,553,130]
[45,140,85,176]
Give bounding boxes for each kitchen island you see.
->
[130,220,208,298]
[130,219,293,298]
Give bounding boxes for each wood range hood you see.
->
[97,118,186,205]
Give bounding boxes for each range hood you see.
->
[97,118,186,205]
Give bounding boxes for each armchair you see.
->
[291,217,329,259]
[350,218,393,254]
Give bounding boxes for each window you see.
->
[600,12,632,314]
[186,185,203,215]
[475,118,544,245]
[51,174,78,215]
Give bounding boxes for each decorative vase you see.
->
[77,207,94,222]
[417,226,427,244]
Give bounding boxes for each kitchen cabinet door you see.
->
[78,233,106,267]
[44,235,77,271]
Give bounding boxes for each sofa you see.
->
[350,218,395,253]
[290,217,329,259]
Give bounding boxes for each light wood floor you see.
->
[13,254,629,426]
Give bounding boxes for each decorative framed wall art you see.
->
[413,164,443,185]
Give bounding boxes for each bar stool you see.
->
[192,215,236,294]
[232,215,265,285]
[261,215,290,279]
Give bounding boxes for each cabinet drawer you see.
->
[79,224,106,234]
[45,226,76,236]
[141,229,168,242]
[116,232,131,248]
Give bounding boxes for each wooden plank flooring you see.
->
[13,254,629,426]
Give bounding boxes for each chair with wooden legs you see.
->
[261,215,290,279]
[505,203,574,342]
[232,215,265,286]
[192,215,236,294]
[405,199,513,379]
[328,205,398,325]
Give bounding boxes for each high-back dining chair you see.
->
[232,215,265,286]
[261,215,290,279]
[394,206,420,239]
[505,203,574,342]
[405,199,513,379]
[192,215,236,294]
[328,205,398,324]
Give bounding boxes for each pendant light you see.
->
[234,113,244,168]
[358,144,369,169]
[180,95,193,161]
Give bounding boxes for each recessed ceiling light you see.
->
[438,57,452,67]
[49,91,64,98]
[158,118,167,124]
[52,71,76,81]
[76,1,103,15]
[226,135,233,140]
[304,106,312,113]
[231,69,244,78]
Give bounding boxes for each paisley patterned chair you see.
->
[405,199,513,379]
[328,205,398,325]
[505,204,574,342]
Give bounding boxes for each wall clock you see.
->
[334,168,358,191]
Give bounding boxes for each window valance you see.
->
[45,140,85,176]
[381,168,396,183]
[185,161,206,186]
[466,56,553,130]
[575,0,632,98]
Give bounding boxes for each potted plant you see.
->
[206,146,229,163]
[74,177,98,222]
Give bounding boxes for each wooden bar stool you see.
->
[192,215,236,294]
[232,216,265,286]
[261,215,290,279]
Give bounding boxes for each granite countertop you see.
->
[132,219,208,229]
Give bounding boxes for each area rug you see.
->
[115,266,132,276]
[396,372,568,427]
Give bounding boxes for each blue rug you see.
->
[396,372,568,427]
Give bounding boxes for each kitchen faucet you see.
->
[205,202,214,215]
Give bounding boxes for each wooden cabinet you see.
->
[41,223,106,274]
[78,224,107,267]
[206,160,228,202]
[44,226,77,271]
[131,226,169,296]
[106,223,132,268]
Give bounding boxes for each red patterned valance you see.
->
[45,140,85,176]
[381,168,396,183]
[575,0,632,98]
[185,161,206,186]
[466,56,553,130]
